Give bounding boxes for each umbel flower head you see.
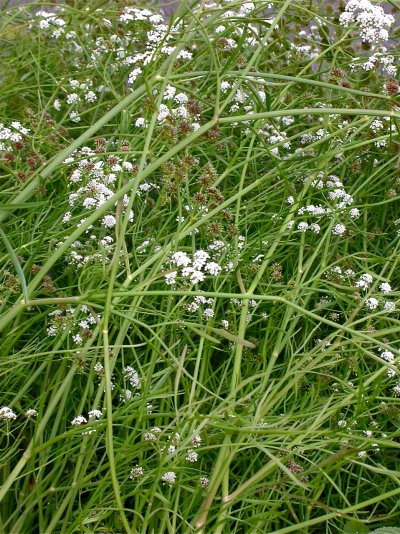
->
[339,0,395,43]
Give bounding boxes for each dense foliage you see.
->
[1,0,400,532]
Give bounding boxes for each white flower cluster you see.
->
[71,415,87,426]
[377,346,399,378]
[217,79,269,133]
[290,173,360,237]
[165,243,236,286]
[353,274,396,312]
[191,434,202,448]
[327,268,396,312]
[47,304,99,346]
[119,9,191,87]
[355,272,373,291]
[365,297,379,310]
[0,121,29,153]
[138,429,204,487]
[350,50,397,77]
[144,427,162,442]
[379,348,395,363]
[122,367,141,402]
[54,79,99,123]
[29,6,188,92]
[339,0,395,44]
[259,120,291,156]
[124,366,141,390]
[129,466,144,480]
[365,116,395,148]
[71,410,102,434]
[289,42,319,61]
[0,407,38,421]
[59,145,137,267]
[199,476,209,489]
[0,406,17,421]
[185,450,198,462]
[136,85,202,131]
[185,295,215,319]
[161,471,176,486]
[30,10,67,39]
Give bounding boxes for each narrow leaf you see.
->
[0,228,28,304]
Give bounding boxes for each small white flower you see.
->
[120,389,132,403]
[62,212,72,223]
[187,302,199,313]
[72,333,83,345]
[85,91,97,102]
[171,251,191,267]
[193,250,210,269]
[71,415,87,426]
[164,85,176,99]
[332,224,346,236]
[130,466,144,479]
[88,410,102,420]
[135,117,146,127]
[297,222,308,232]
[199,477,209,488]
[191,434,202,448]
[161,471,176,486]
[67,93,80,105]
[69,111,81,123]
[174,92,188,104]
[220,81,231,93]
[143,432,157,442]
[157,104,170,122]
[185,450,198,462]
[379,282,392,294]
[0,407,17,421]
[172,432,180,443]
[310,223,321,234]
[349,208,360,219]
[124,366,141,390]
[182,268,205,284]
[94,362,104,374]
[365,297,379,310]
[380,350,395,363]
[102,215,116,228]
[165,271,177,285]
[204,262,221,275]
[25,409,38,418]
[383,301,396,312]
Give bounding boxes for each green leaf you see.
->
[0,227,28,304]
[210,327,257,348]
[343,520,370,534]
[370,529,400,534]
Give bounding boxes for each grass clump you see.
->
[1,0,400,532]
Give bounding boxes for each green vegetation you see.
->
[0,0,400,531]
